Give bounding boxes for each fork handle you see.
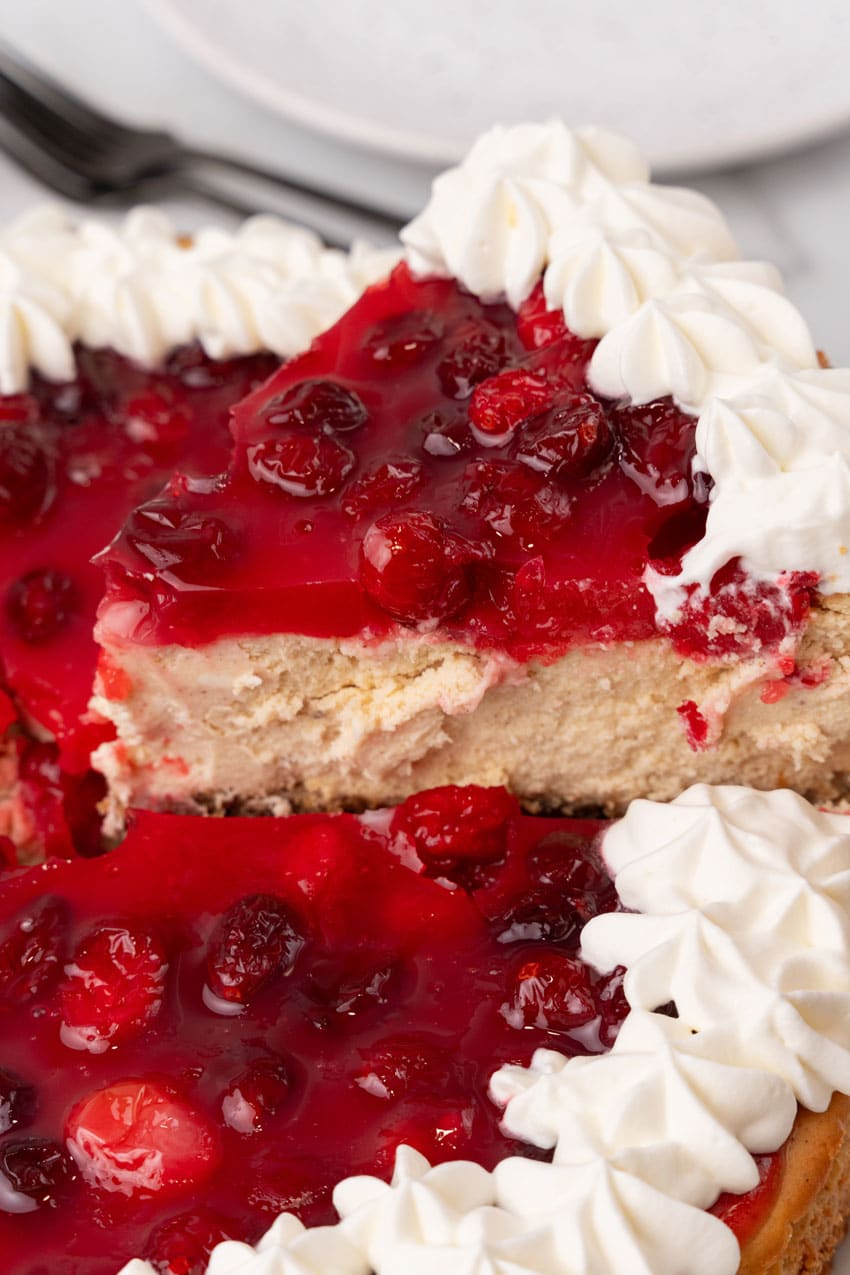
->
[177,147,405,245]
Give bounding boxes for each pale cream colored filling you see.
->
[89,596,850,831]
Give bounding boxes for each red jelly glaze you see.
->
[0,787,778,1272]
[99,267,817,661]
[90,268,726,657]
[0,345,279,854]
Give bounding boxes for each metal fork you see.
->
[0,42,404,246]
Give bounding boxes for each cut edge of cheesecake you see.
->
[90,593,850,834]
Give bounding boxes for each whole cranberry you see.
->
[0,427,52,524]
[306,956,403,1022]
[60,922,168,1053]
[66,1079,219,1197]
[528,831,615,921]
[221,1056,292,1134]
[0,896,68,1004]
[615,399,697,507]
[6,569,76,644]
[461,460,572,551]
[0,1138,76,1209]
[505,949,596,1032]
[0,1067,37,1134]
[595,966,631,1047]
[363,312,444,367]
[516,284,568,350]
[247,432,355,498]
[514,395,614,482]
[391,784,518,887]
[206,894,305,1007]
[469,369,554,439]
[437,326,509,399]
[360,511,478,626]
[342,459,424,518]
[491,887,583,947]
[123,501,238,582]
[144,1208,236,1275]
[258,379,368,433]
[356,1036,454,1102]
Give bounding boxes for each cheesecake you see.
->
[87,124,850,828]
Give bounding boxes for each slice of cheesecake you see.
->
[90,119,850,825]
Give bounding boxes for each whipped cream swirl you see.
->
[118,784,850,1275]
[0,206,398,393]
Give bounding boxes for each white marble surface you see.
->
[2,3,850,1270]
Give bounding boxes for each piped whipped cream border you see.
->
[0,205,399,394]
[119,784,850,1275]
[403,119,850,618]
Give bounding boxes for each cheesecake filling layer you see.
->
[91,596,850,832]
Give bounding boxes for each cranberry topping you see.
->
[0,896,68,1004]
[205,894,305,1007]
[0,794,634,1271]
[342,458,424,518]
[60,922,168,1053]
[0,1068,37,1135]
[257,380,368,434]
[0,794,780,1269]
[143,1208,236,1275]
[469,368,554,439]
[0,427,52,525]
[513,395,614,482]
[248,431,356,499]
[360,511,478,625]
[89,263,809,667]
[6,568,77,644]
[66,1080,220,1198]
[0,1139,76,1210]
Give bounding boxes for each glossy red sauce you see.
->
[99,266,722,657]
[0,345,279,854]
[0,788,783,1272]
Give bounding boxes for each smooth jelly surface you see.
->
[0,787,630,1273]
[0,345,279,853]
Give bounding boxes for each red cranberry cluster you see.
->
[0,787,627,1272]
[102,266,724,656]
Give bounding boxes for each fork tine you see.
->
[0,66,118,170]
[0,114,97,199]
[0,42,130,144]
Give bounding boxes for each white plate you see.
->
[146,0,850,173]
